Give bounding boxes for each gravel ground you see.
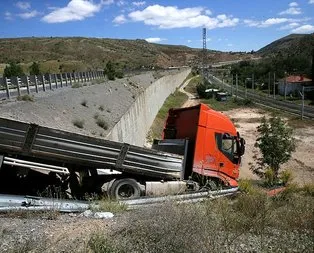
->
[0,213,116,252]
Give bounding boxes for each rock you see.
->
[93,212,114,219]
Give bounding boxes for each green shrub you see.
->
[72,119,85,129]
[115,71,124,79]
[238,179,257,194]
[72,83,83,88]
[264,167,276,186]
[17,94,34,102]
[279,170,293,186]
[88,233,121,253]
[96,117,108,130]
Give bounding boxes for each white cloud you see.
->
[205,9,212,15]
[132,1,146,7]
[244,18,293,28]
[308,0,314,4]
[16,1,31,10]
[187,39,192,43]
[289,2,298,7]
[113,14,127,24]
[279,2,301,15]
[4,11,13,20]
[42,0,112,23]
[17,10,41,19]
[145,37,166,43]
[227,43,233,47]
[117,1,126,6]
[279,7,301,15]
[128,5,239,29]
[243,19,260,27]
[291,24,314,33]
[279,22,299,30]
[261,18,289,27]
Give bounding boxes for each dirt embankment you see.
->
[0,71,168,138]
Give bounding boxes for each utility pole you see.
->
[202,28,207,84]
[252,73,254,91]
[284,76,287,100]
[273,72,276,99]
[231,74,234,96]
[236,73,238,99]
[300,86,305,120]
[245,79,247,98]
[268,72,271,97]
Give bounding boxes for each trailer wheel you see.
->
[109,178,141,199]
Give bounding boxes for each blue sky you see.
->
[1,0,314,51]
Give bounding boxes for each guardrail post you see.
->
[65,73,68,87]
[26,75,30,94]
[34,75,39,93]
[70,73,73,86]
[15,76,21,96]
[4,77,11,99]
[60,73,63,88]
[54,74,58,89]
[48,74,52,90]
[41,75,46,91]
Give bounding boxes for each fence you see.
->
[0,71,105,100]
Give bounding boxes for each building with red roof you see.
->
[278,75,313,97]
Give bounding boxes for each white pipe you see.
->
[3,157,69,174]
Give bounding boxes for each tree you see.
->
[29,62,41,75]
[251,116,296,182]
[3,62,24,78]
[104,61,116,80]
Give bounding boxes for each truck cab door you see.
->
[214,133,239,180]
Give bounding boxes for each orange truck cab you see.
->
[162,103,245,188]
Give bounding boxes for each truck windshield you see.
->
[215,133,239,164]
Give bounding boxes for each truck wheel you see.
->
[109,178,141,199]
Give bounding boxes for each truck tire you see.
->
[108,178,141,199]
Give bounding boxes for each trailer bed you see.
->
[0,118,185,180]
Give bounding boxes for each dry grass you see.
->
[87,186,314,253]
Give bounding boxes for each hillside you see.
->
[258,33,314,57]
[0,37,249,74]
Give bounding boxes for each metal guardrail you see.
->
[0,71,105,100]
[0,187,238,212]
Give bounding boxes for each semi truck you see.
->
[0,103,245,199]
